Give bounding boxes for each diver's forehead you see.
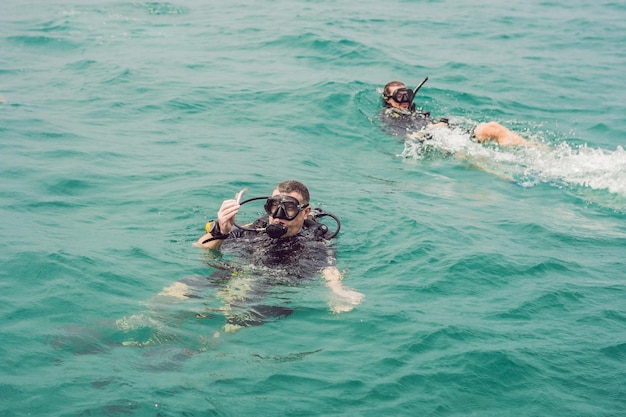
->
[271,189,303,202]
[389,84,406,93]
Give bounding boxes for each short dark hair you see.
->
[277,180,310,205]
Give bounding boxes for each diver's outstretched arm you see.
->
[473,122,527,146]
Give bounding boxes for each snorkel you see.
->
[409,76,428,112]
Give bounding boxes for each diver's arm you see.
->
[321,266,365,313]
[473,121,528,146]
[405,118,449,141]
[195,232,226,249]
[194,199,240,249]
[427,120,448,129]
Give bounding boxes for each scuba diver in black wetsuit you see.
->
[379,79,528,146]
[159,180,363,332]
[378,78,447,141]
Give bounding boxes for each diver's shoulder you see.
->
[301,218,333,241]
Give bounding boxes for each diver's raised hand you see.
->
[216,198,240,235]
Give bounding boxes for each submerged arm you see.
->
[321,266,364,313]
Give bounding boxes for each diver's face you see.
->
[268,189,310,238]
[386,85,410,109]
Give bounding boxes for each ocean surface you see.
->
[1,0,625,415]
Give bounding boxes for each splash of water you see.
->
[400,126,626,199]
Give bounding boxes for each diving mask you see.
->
[264,195,309,221]
[387,88,414,104]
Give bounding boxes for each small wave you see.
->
[261,32,380,64]
[6,35,80,51]
[142,2,189,15]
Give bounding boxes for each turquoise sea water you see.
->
[1,0,625,415]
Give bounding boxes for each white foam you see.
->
[400,127,626,197]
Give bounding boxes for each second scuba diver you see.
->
[379,78,528,147]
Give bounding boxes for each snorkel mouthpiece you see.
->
[266,222,288,238]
